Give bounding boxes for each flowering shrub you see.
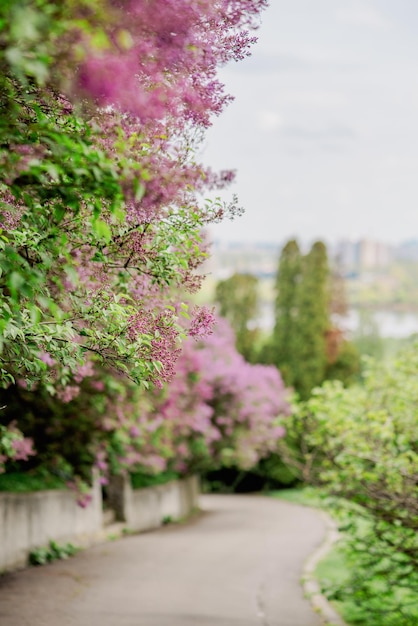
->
[0,318,290,490]
[0,0,265,395]
[153,319,290,472]
[98,318,290,477]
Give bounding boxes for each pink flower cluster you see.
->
[127,309,181,383]
[11,437,36,461]
[0,423,36,472]
[77,0,267,127]
[121,316,291,473]
[188,306,215,338]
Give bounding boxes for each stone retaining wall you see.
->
[0,474,103,573]
[107,475,199,532]
[0,475,199,573]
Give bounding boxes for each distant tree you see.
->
[269,240,302,385]
[265,239,359,397]
[215,273,259,361]
[292,241,330,398]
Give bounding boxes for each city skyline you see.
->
[202,1,418,245]
[208,236,418,282]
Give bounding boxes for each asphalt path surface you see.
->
[0,494,326,626]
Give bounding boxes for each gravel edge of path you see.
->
[302,510,348,626]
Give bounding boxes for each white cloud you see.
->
[278,89,347,109]
[335,6,391,31]
[256,110,284,132]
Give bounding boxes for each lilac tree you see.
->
[0,0,266,390]
[0,0,267,471]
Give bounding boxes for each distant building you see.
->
[335,240,358,269]
[334,239,393,272]
[209,240,281,279]
[395,240,418,262]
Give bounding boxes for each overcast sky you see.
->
[202,0,418,246]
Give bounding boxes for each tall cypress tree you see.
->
[271,240,302,386]
[293,241,330,398]
[271,239,357,398]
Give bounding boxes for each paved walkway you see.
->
[0,494,326,626]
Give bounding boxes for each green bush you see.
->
[0,469,67,492]
[275,345,418,625]
[130,470,180,490]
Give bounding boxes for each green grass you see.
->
[0,470,67,492]
[270,486,324,508]
[130,470,180,490]
[272,488,356,623]
[314,545,357,624]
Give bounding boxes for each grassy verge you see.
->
[271,487,323,508]
[314,543,418,626]
[271,488,418,626]
[272,488,354,624]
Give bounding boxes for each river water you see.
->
[339,309,418,338]
[258,306,418,338]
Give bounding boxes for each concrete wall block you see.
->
[0,495,31,569]
[158,482,182,521]
[114,475,200,532]
[130,487,162,531]
[0,474,103,573]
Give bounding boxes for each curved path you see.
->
[0,494,326,626]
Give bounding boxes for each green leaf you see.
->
[92,219,112,243]
[8,271,25,298]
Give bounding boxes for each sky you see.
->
[202,0,418,246]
